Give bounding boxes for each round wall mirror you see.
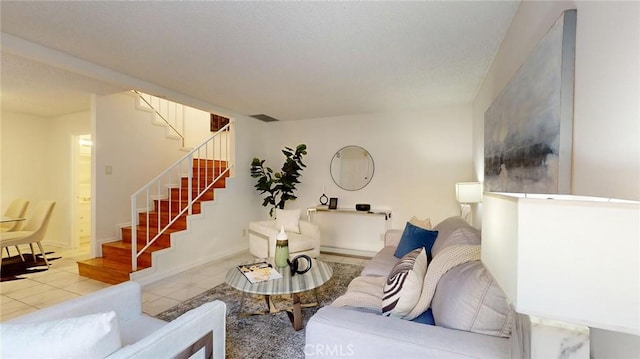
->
[330,146,375,191]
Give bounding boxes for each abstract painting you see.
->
[484,10,576,194]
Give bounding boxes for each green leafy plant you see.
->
[251,144,308,217]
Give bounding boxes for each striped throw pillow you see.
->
[382,247,428,318]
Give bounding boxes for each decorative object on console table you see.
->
[482,192,640,359]
[274,226,289,268]
[355,203,371,212]
[328,198,338,210]
[455,182,482,224]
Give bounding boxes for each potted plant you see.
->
[250,144,307,217]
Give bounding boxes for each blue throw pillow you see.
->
[394,222,438,259]
[411,308,435,325]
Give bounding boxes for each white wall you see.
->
[94,92,188,246]
[472,1,640,355]
[1,110,90,248]
[183,106,213,148]
[1,112,51,213]
[262,106,475,228]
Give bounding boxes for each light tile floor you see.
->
[1,244,368,321]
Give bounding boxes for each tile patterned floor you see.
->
[1,244,368,321]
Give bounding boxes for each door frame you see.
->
[71,134,92,250]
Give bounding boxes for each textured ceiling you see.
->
[0,1,519,120]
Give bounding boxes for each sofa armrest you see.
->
[305,306,509,359]
[384,229,403,247]
[299,220,320,240]
[108,300,227,359]
[249,220,278,238]
[6,281,142,324]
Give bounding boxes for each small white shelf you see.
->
[307,207,391,221]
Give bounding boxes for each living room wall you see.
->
[260,105,475,228]
[472,1,640,356]
[1,110,90,248]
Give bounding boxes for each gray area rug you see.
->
[156,262,362,359]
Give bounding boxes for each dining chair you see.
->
[0,201,56,269]
[1,199,29,259]
[1,199,29,232]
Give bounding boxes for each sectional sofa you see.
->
[306,216,515,358]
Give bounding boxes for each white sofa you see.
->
[1,281,226,359]
[306,217,514,358]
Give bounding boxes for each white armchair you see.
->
[1,281,226,359]
[249,219,321,259]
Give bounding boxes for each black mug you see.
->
[287,255,312,276]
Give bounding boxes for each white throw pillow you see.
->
[409,216,432,230]
[275,208,301,233]
[0,311,122,359]
[381,248,428,318]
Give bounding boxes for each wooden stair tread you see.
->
[102,240,169,251]
[78,257,134,271]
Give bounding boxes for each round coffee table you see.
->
[226,258,333,330]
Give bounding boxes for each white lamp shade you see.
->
[481,192,640,335]
[455,182,482,203]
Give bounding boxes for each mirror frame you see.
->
[330,145,375,191]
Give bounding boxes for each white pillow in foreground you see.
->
[0,311,122,359]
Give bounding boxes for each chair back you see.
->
[21,201,56,237]
[1,199,29,231]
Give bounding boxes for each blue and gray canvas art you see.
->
[484,11,575,194]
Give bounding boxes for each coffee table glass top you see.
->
[226,258,333,295]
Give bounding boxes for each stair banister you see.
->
[130,124,232,271]
[132,90,185,148]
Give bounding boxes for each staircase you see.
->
[78,158,229,284]
[77,92,233,284]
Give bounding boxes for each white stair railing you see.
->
[130,123,232,271]
[133,90,185,147]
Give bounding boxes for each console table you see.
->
[307,207,392,257]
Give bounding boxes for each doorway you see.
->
[73,134,92,250]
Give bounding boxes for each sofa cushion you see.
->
[382,248,428,318]
[409,216,432,230]
[0,311,122,358]
[394,222,438,259]
[431,217,480,258]
[275,208,301,233]
[431,261,513,338]
[361,246,398,277]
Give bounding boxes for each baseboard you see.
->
[320,246,376,258]
[131,247,250,286]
